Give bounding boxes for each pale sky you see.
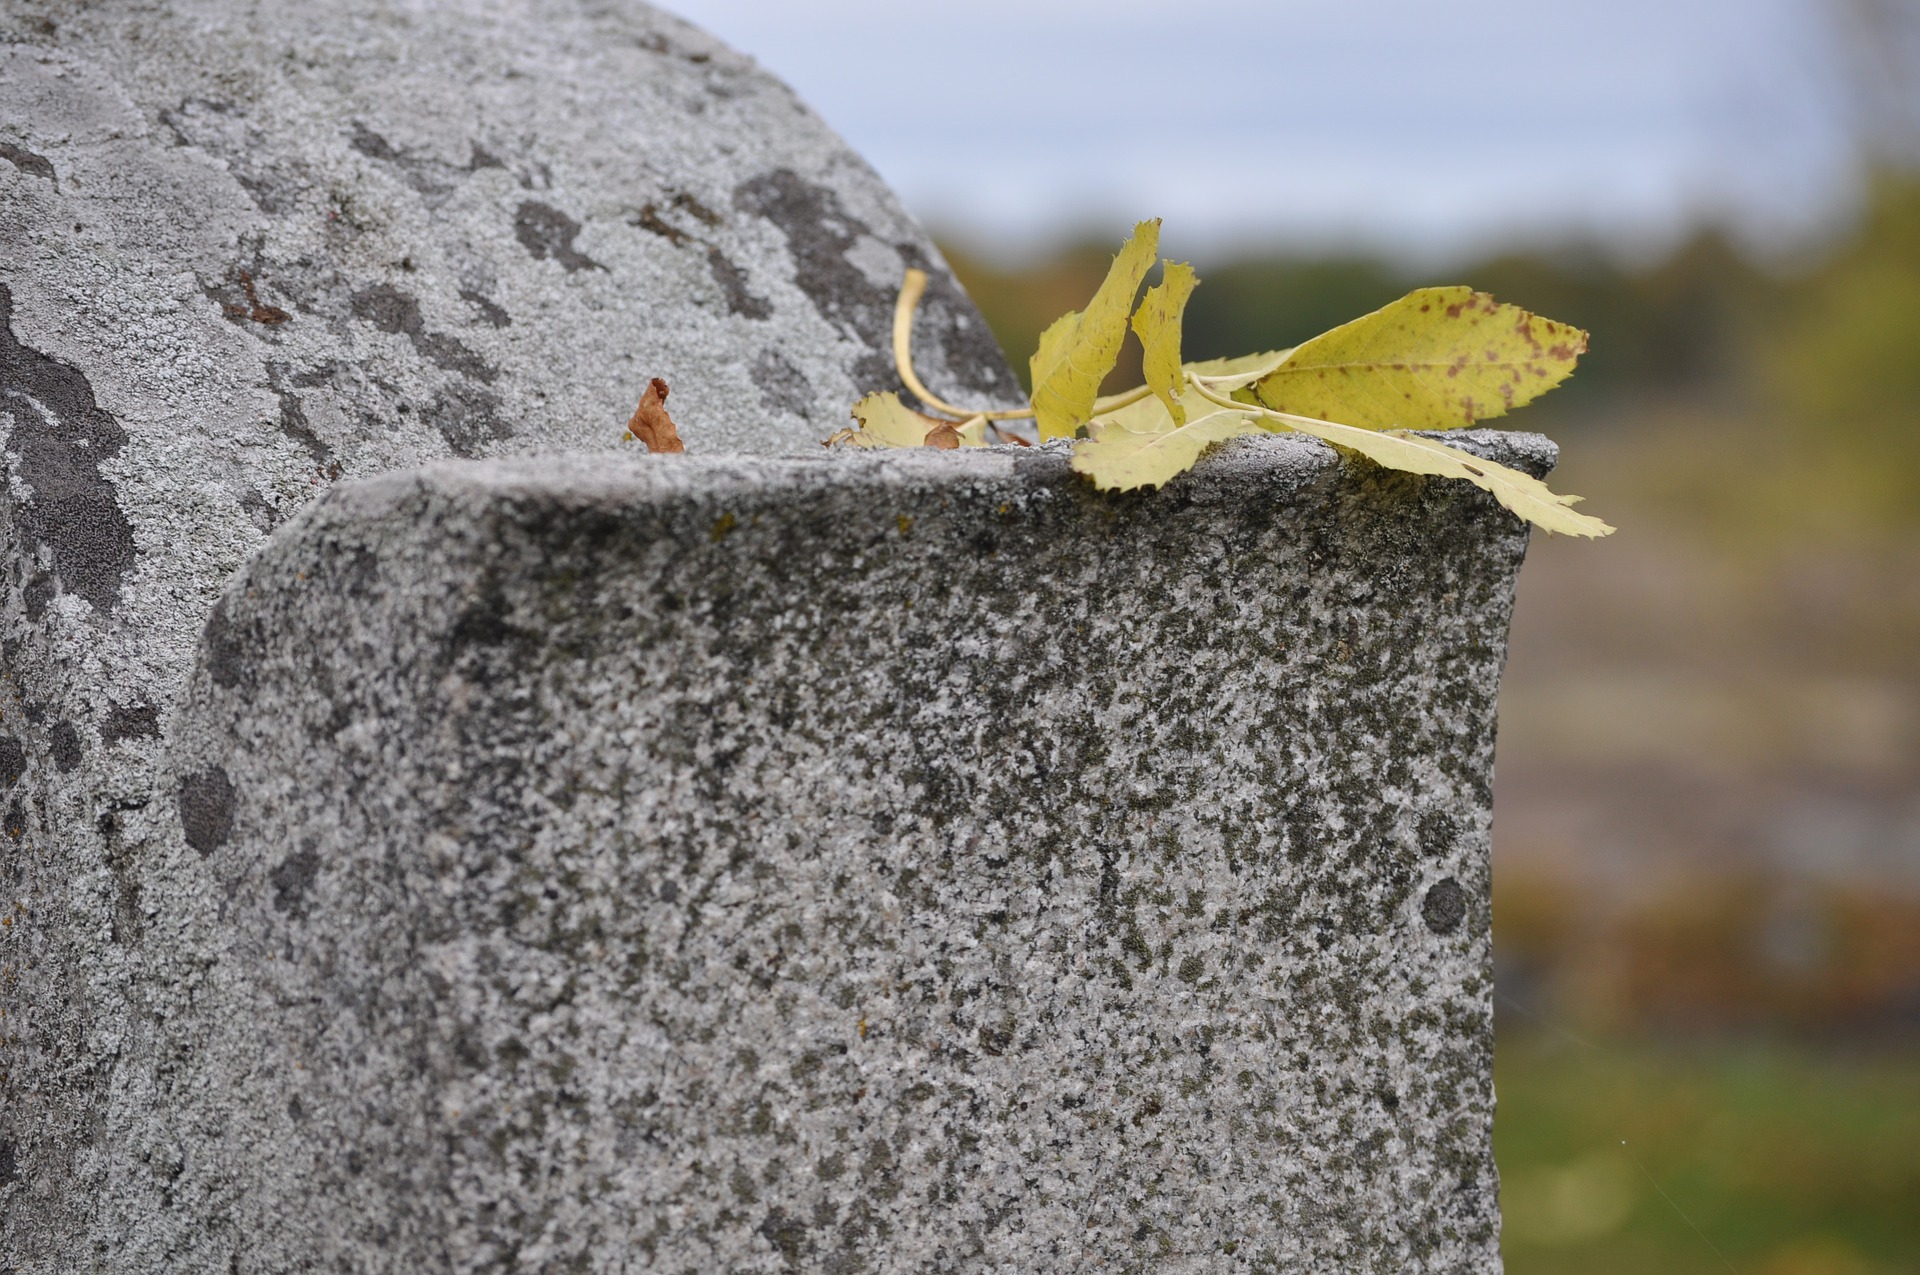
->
[660,0,1865,262]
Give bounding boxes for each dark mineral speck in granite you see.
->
[732,168,1024,404]
[0,735,25,788]
[101,702,160,744]
[512,200,604,273]
[706,246,773,319]
[48,721,83,773]
[1423,877,1469,935]
[0,140,56,185]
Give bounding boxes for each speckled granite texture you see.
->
[153,433,1545,1273]
[0,1,1018,1264]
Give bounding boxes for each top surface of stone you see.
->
[319,426,1558,511]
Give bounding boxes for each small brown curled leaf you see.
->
[923,421,962,449]
[626,377,685,453]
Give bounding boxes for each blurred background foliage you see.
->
[939,164,1920,1275]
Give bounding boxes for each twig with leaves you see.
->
[831,219,1613,537]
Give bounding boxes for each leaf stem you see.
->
[889,270,1166,429]
[1089,383,1155,414]
[1088,360,1292,418]
[1187,376,1376,437]
[1189,370,1262,389]
[1185,377,1280,424]
[894,270,1035,422]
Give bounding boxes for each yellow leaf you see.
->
[1071,409,1264,492]
[848,391,949,448]
[1254,287,1587,429]
[1089,391,1177,436]
[1029,219,1161,439]
[1275,413,1614,537]
[1090,351,1290,436]
[832,394,989,450]
[1130,261,1198,426]
[1186,348,1292,392]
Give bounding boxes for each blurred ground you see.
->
[939,175,1920,1273]
[1494,1038,1920,1274]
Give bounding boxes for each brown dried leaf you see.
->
[626,377,685,453]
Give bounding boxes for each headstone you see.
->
[155,432,1541,1272]
[1,0,1015,1261]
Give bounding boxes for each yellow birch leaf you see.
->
[1090,391,1177,436]
[1029,219,1160,439]
[1091,351,1291,437]
[1071,409,1264,492]
[1130,261,1198,426]
[1186,348,1292,391]
[1253,287,1587,429]
[1274,412,1614,537]
[849,391,950,448]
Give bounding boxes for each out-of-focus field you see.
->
[1495,1039,1920,1274]
[940,178,1920,1272]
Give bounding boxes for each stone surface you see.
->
[0,2,1548,1267]
[152,432,1540,1272]
[0,0,1016,1263]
